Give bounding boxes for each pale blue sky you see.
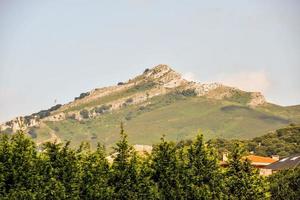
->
[0,0,300,122]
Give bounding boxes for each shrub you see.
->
[24,104,62,122]
[75,92,90,100]
[5,121,12,126]
[269,168,300,200]
[95,105,112,114]
[24,116,32,125]
[117,82,124,85]
[49,104,62,112]
[80,109,89,119]
[35,110,51,119]
[125,98,133,104]
[181,89,197,97]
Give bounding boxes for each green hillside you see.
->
[32,92,299,148]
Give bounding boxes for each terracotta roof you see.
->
[220,154,277,167]
[246,155,277,164]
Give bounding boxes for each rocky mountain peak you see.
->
[0,64,270,135]
[142,64,187,88]
[144,64,177,78]
[152,64,171,71]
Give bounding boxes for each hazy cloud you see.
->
[183,72,197,82]
[216,71,271,93]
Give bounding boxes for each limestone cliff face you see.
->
[0,64,267,133]
[0,117,40,132]
[248,92,266,107]
[144,64,188,88]
[192,82,223,96]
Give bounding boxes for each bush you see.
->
[181,89,197,97]
[5,121,12,126]
[80,109,89,119]
[95,105,112,114]
[23,104,62,122]
[74,92,90,100]
[125,98,133,104]
[49,104,62,112]
[117,82,124,86]
[24,116,32,125]
[35,110,51,119]
[269,168,300,199]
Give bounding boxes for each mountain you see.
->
[1,64,300,148]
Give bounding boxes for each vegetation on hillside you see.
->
[65,81,157,113]
[268,167,300,200]
[74,92,90,100]
[0,127,274,199]
[208,124,300,157]
[225,90,252,105]
[30,93,298,149]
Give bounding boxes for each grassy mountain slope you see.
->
[34,93,298,148]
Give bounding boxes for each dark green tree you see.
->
[0,131,38,199]
[135,156,158,200]
[269,167,300,200]
[225,143,268,200]
[185,134,225,199]
[151,136,184,200]
[79,143,112,199]
[110,123,140,199]
[42,141,81,199]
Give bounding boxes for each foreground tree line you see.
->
[0,126,299,200]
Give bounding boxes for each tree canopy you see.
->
[0,127,297,199]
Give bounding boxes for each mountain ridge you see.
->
[1,64,299,147]
[1,64,267,131]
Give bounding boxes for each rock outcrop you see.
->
[248,92,266,107]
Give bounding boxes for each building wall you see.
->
[259,168,273,176]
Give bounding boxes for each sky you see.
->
[0,0,300,122]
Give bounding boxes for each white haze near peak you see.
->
[216,71,271,93]
[183,72,197,82]
[183,70,270,93]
